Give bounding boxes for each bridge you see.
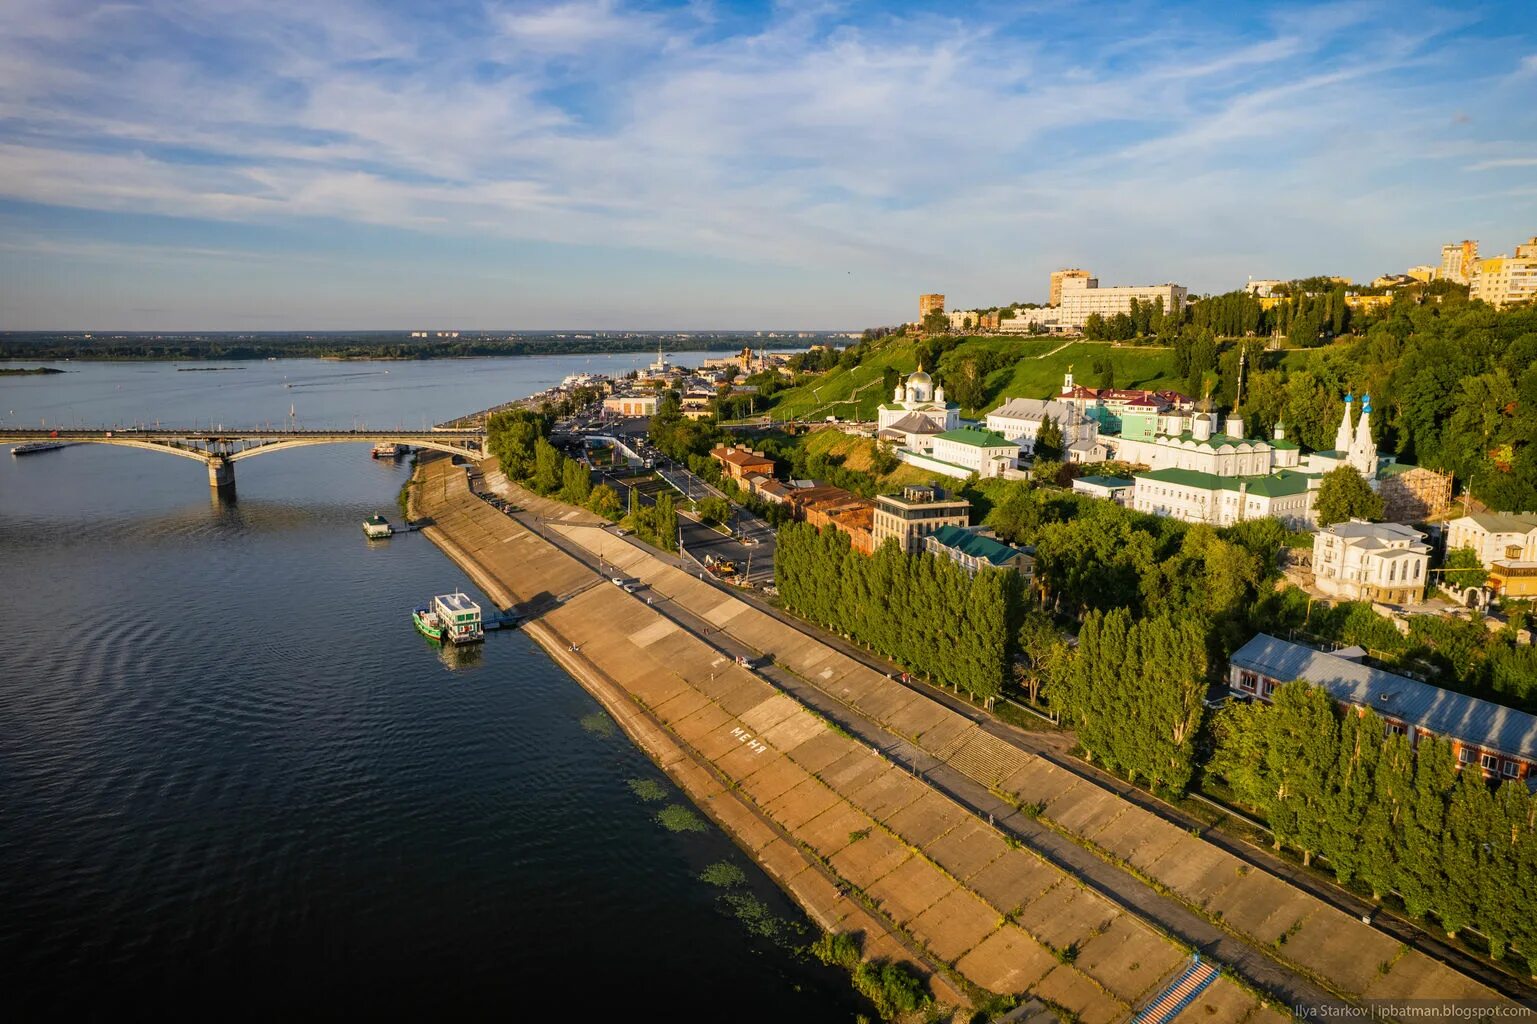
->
[0,428,486,491]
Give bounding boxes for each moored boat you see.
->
[11,442,67,455]
[412,592,484,645]
[371,442,406,459]
[363,514,393,539]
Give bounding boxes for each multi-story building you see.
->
[680,389,716,421]
[1228,634,1537,784]
[897,427,1019,480]
[709,445,776,482]
[788,485,876,555]
[1055,277,1187,329]
[1470,238,1537,309]
[1131,466,1316,529]
[919,293,946,320]
[1049,268,1093,307]
[1439,240,1479,285]
[945,309,1001,332]
[1056,369,1192,432]
[871,485,971,554]
[1406,265,1436,283]
[603,393,658,417]
[1312,520,1430,605]
[1072,475,1134,505]
[1445,512,1537,568]
[985,397,1104,462]
[923,525,1034,579]
[1243,278,1284,298]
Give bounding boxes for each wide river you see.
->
[0,357,863,1018]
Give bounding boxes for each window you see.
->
[1458,747,1475,765]
[1481,752,1499,772]
[1238,671,1258,693]
[1503,760,1520,778]
[1260,680,1276,698]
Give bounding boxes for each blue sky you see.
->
[1,0,1534,330]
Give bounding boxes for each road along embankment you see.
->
[409,455,1517,1023]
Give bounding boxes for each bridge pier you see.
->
[207,456,235,492]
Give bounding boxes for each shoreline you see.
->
[406,456,972,1013]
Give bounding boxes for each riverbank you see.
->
[410,454,1327,1023]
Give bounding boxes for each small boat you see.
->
[413,592,484,645]
[363,514,393,539]
[11,442,67,455]
[372,442,406,459]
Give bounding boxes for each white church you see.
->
[876,365,960,448]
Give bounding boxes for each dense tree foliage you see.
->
[775,523,1025,702]
[1209,681,1537,969]
[1313,466,1385,526]
[1050,608,1208,794]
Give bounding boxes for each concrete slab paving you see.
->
[864,854,961,927]
[924,822,1012,882]
[953,923,1060,995]
[906,888,1003,965]
[1030,963,1127,1024]
[965,850,1064,915]
[1073,913,1188,1005]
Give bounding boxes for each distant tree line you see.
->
[0,332,817,361]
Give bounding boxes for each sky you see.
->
[0,0,1534,331]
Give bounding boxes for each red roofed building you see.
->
[710,445,776,482]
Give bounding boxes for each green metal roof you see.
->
[1134,466,1315,498]
[927,525,1029,566]
[1075,475,1134,488]
[1170,430,1268,449]
[1270,439,1300,450]
[933,427,1015,448]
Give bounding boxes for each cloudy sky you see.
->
[1,0,1534,330]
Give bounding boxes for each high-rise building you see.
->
[1056,277,1187,328]
[1439,240,1479,284]
[918,293,945,320]
[1049,268,1092,307]
[1470,237,1537,309]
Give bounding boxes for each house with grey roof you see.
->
[1446,512,1537,568]
[1312,519,1430,605]
[985,397,1103,462]
[1228,634,1537,785]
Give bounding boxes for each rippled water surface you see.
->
[0,358,861,1018]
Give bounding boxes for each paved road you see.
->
[484,487,1353,1014]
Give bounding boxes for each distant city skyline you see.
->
[2,0,1535,330]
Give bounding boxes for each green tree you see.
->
[697,496,731,526]
[1034,416,1064,461]
[653,491,678,551]
[1441,547,1486,591]
[531,437,564,494]
[587,483,621,519]
[560,458,592,504]
[1314,466,1384,526]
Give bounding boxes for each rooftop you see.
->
[1075,475,1134,489]
[436,592,480,613]
[1455,512,1537,534]
[1135,466,1315,498]
[927,525,1031,567]
[1231,634,1537,762]
[933,427,1016,448]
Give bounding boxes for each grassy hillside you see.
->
[761,336,1193,421]
[797,427,949,489]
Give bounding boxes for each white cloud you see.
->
[1,0,1534,326]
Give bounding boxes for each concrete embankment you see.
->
[409,454,1515,1023]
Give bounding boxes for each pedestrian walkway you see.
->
[1133,956,1217,1024]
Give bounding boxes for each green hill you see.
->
[761,336,1188,420]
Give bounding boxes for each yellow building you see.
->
[1439,240,1479,285]
[1049,268,1092,307]
[1470,238,1537,309]
[1344,294,1393,313]
[919,293,945,319]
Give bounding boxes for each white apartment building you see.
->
[1470,238,1537,309]
[1446,512,1537,568]
[1312,520,1430,606]
[1056,277,1188,329]
[985,398,1104,462]
[897,427,1018,480]
[1131,466,1316,528]
[1440,240,1479,285]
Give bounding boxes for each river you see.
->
[0,357,863,1018]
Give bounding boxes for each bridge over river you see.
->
[0,427,486,491]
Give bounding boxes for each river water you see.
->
[0,357,863,1018]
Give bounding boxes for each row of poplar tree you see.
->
[774,521,1025,703]
[1210,683,1537,973]
[1047,608,1210,794]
